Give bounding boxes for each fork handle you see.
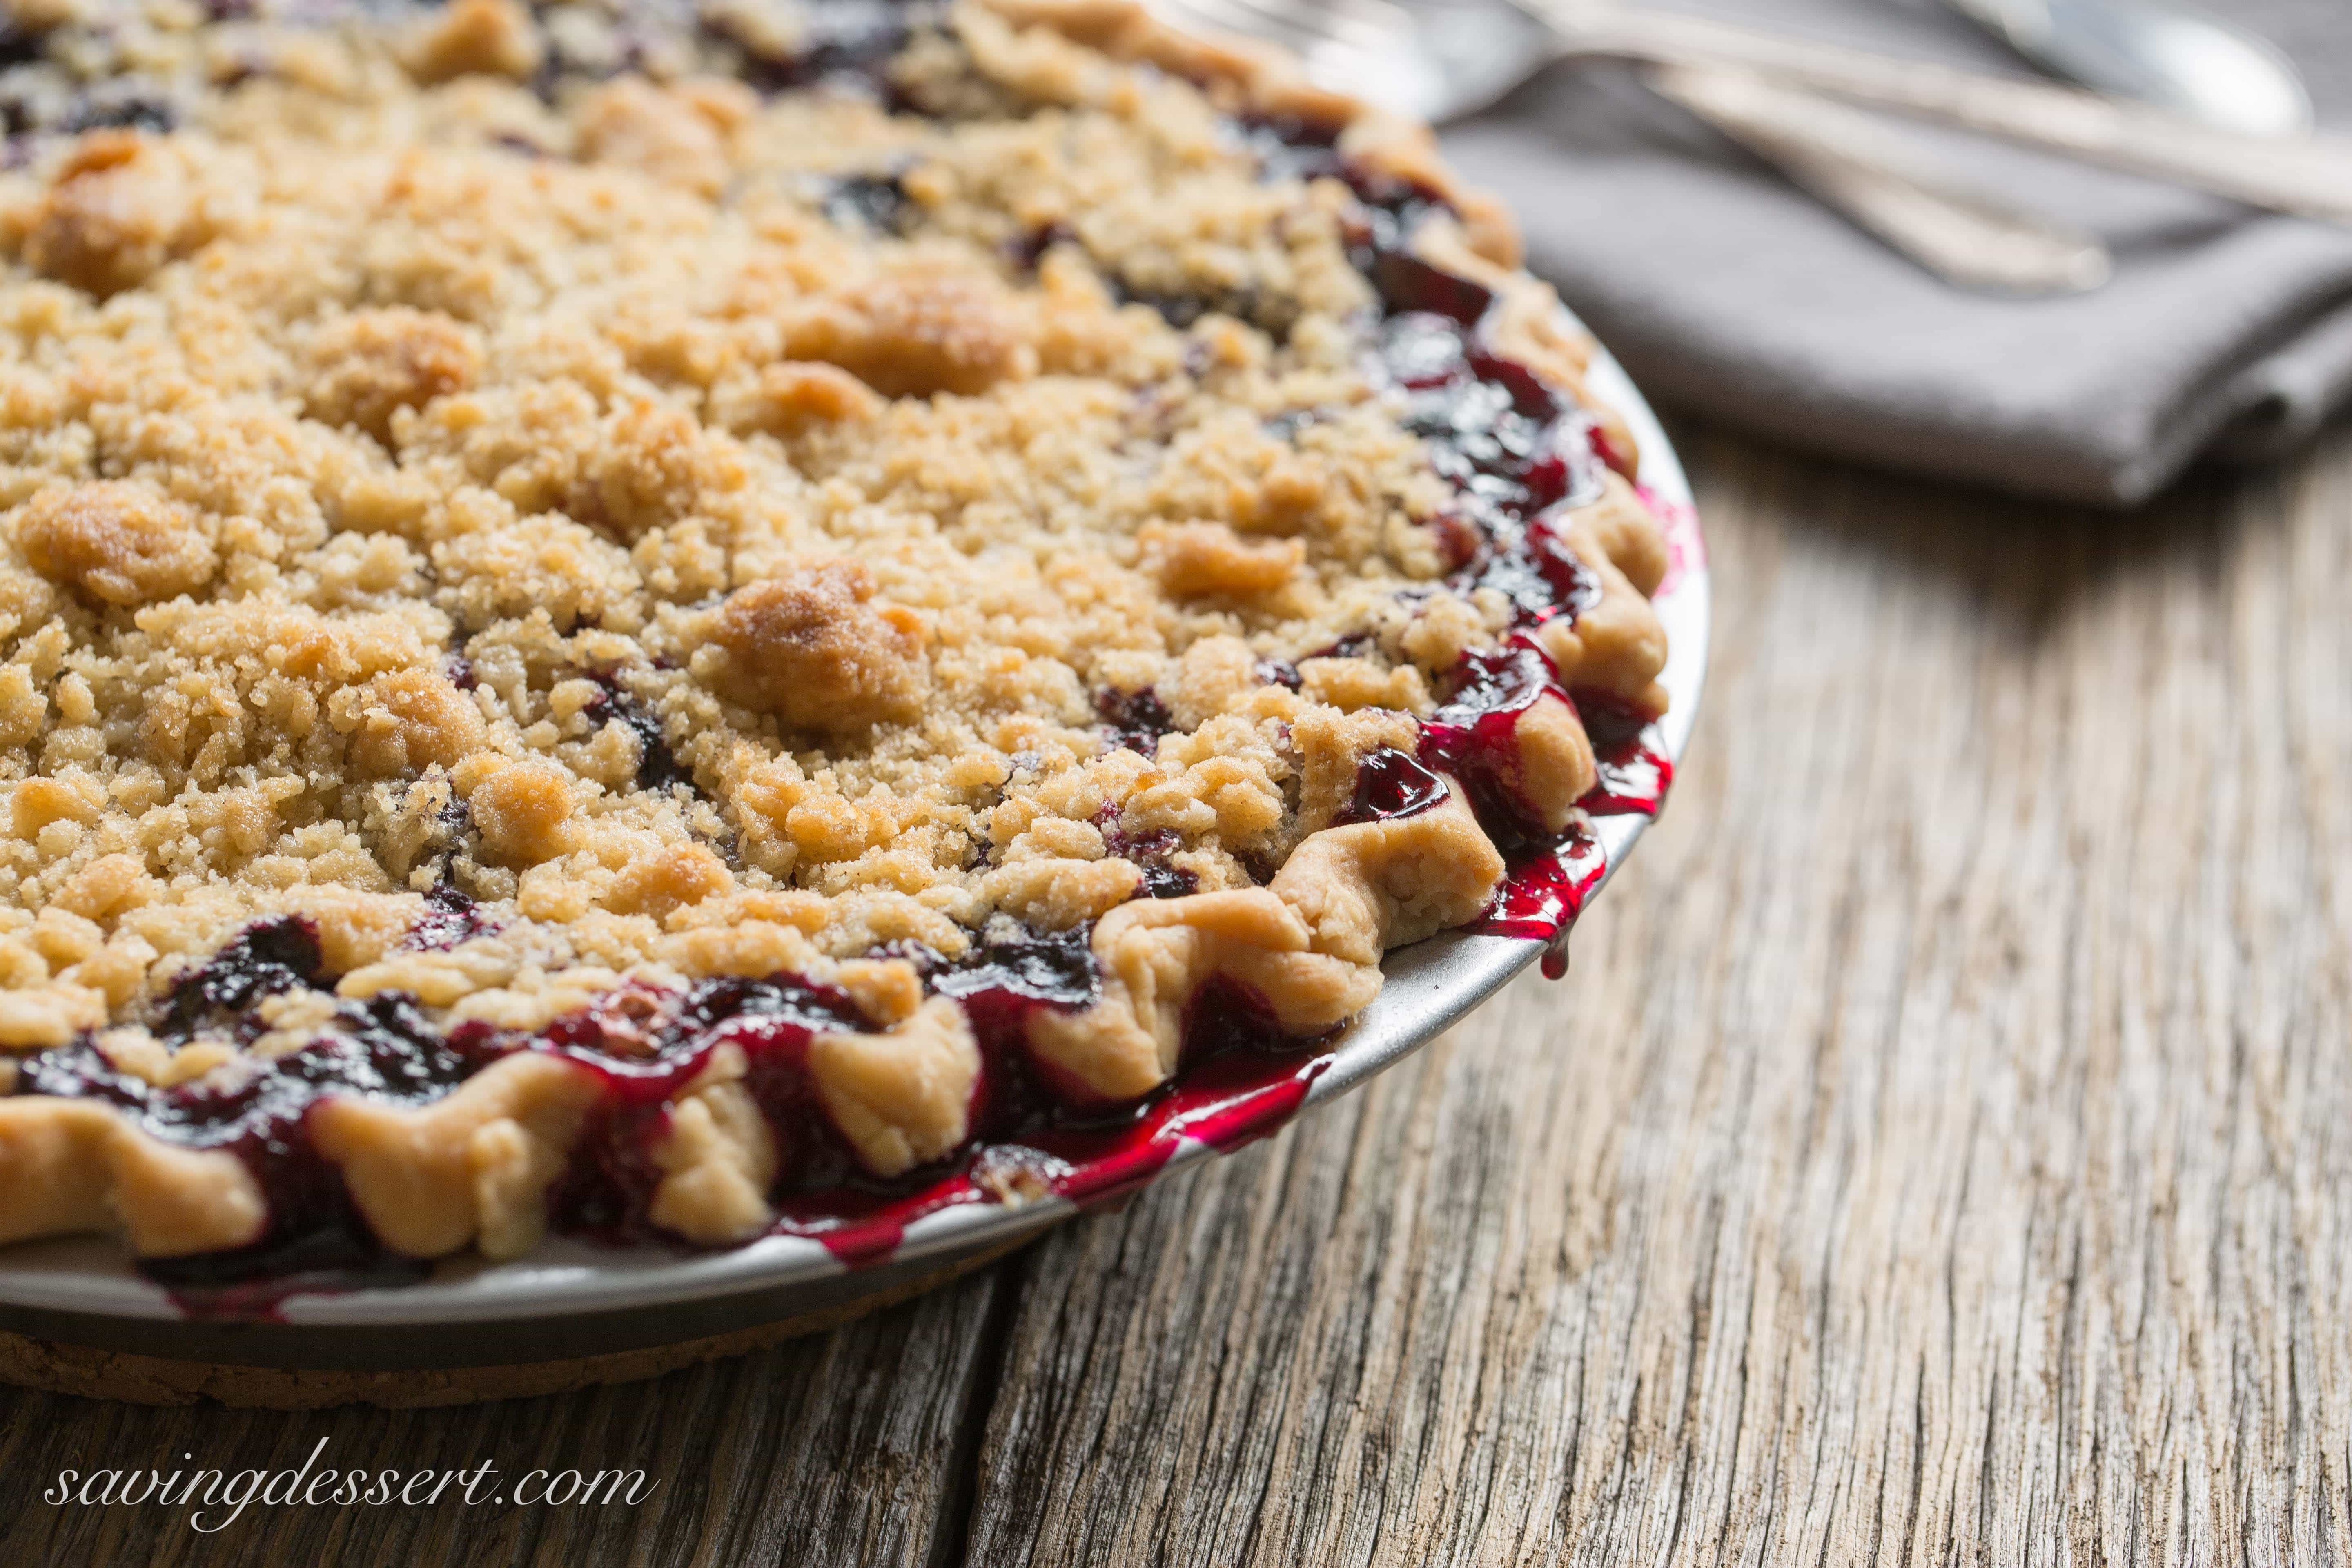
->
[1528,1,2352,222]
[1645,63,2112,293]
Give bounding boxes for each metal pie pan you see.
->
[0,323,1709,1371]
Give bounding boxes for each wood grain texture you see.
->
[0,1242,1023,1408]
[0,1265,1007,1566]
[7,424,2351,1565]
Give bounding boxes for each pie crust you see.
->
[0,0,1671,1281]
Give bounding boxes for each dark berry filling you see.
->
[1333,746,1450,827]
[527,976,878,1241]
[1007,219,1075,273]
[159,914,326,1041]
[1178,972,1336,1066]
[58,93,177,136]
[1356,224,1493,329]
[821,170,916,236]
[1254,657,1303,691]
[1474,824,1609,980]
[931,924,1096,1038]
[26,990,478,1287]
[1398,336,1576,523]
[1577,693,1675,819]
[1319,162,1668,938]
[920,922,1105,1129]
[1096,806,1200,899]
[1305,630,1379,662]
[1374,305,1614,638]
[403,883,497,953]
[0,66,1673,1290]
[1414,640,1572,859]
[1095,684,1175,756]
[582,670,693,793]
[725,0,925,94]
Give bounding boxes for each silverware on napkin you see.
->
[1148,0,2349,293]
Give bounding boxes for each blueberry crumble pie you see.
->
[0,0,1673,1280]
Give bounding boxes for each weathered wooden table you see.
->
[6,419,2349,1566]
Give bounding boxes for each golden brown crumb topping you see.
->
[698,562,932,733]
[0,2,1501,1037]
[0,0,1673,1269]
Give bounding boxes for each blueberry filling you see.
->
[58,94,176,136]
[1473,512,1605,628]
[404,882,497,952]
[1314,134,1630,664]
[0,54,1663,1281]
[582,671,693,793]
[159,915,327,1041]
[1305,630,1379,662]
[0,22,44,71]
[1333,746,1449,827]
[1387,312,1580,519]
[1096,685,1175,756]
[1374,306,1613,639]
[822,170,916,236]
[1240,114,1449,242]
[529,976,879,1239]
[1254,657,1303,691]
[1098,815,1200,899]
[929,925,1095,1058]
[25,992,477,1286]
[726,0,925,93]
[1575,691,1675,819]
[1415,641,1571,859]
[1355,217,1493,327]
[1179,972,1336,1067]
[1007,220,1075,272]
[1114,278,1273,334]
[926,924,1124,1132]
[16,1038,158,1116]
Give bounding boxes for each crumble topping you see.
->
[0,0,1673,1275]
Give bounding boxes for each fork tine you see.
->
[1144,0,1457,122]
[1148,0,1317,47]
[1149,0,1418,55]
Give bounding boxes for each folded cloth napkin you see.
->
[1437,0,2352,503]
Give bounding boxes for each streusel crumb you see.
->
[0,0,1673,1268]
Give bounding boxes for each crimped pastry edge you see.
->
[0,0,1675,1268]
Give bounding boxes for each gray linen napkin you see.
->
[1437,0,2352,503]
